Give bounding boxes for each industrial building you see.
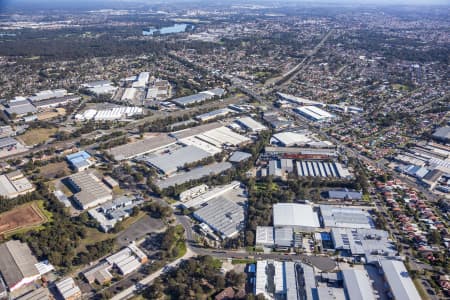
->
[193,196,245,239]
[108,134,176,161]
[75,106,143,121]
[266,159,294,177]
[0,240,40,292]
[294,106,335,122]
[271,131,313,147]
[33,95,81,110]
[28,89,67,102]
[180,181,241,209]
[4,98,37,118]
[331,228,397,263]
[142,145,212,175]
[341,269,376,300]
[66,151,94,172]
[171,88,225,107]
[105,243,147,276]
[88,195,144,232]
[55,278,81,300]
[264,146,337,160]
[82,80,117,95]
[254,260,317,300]
[273,203,320,232]
[179,184,209,202]
[82,263,113,285]
[155,162,233,190]
[379,259,421,300]
[320,205,374,229]
[296,160,352,179]
[255,226,275,247]
[276,92,324,107]
[326,189,362,201]
[186,126,250,148]
[0,170,35,199]
[0,137,18,151]
[195,108,232,122]
[432,126,450,143]
[66,172,113,210]
[228,151,252,163]
[16,287,49,300]
[234,116,267,132]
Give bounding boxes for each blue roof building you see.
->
[67,151,93,172]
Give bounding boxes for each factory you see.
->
[254,260,316,300]
[75,106,143,121]
[177,125,250,148]
[432,126,450,143]
[193,196,246,239]
[228,151,252,163]
[171,88,225,107]
[331,228,397,263]
[273,203,320,232]
[0,170,35,199]
[325,189,362,201]
[320,205,374,229]
[264,146,337,160]
[88,195,144,232]
[141,145,212,175]
[108,134,176,161]
[271,131,313,147]
[55,278,81,300]
[82,80,117,95]
[66,151,94,172]
[155,162,233,190]
[234,116,267,132]
[276,92,324,107]
[0,240,40,292]
[379,259,421,300]
[255,226,302,250]
[295,160,352,179]
[294,106,335,122]
[263,111,293,130]
[65,171,113,210]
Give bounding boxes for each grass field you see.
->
[18,127,58,146]
[0,201,51,237]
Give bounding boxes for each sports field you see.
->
[0,201,50,236]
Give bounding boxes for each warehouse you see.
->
[331,228,397,263]
[271,131,313,147]
[108,134,176,161]
[121,88,139,101]
[55,278,81,300]
[156,162,232,190]
[255,226,275,247]
[264,146,337,159]
[0,137,18,151]
[432,126,450,143]
[193,197,245,239]
[379,259,421,300]
[171,88,225,107]
[66,151,94,172]
[66,172,112,210]
[342,269,376,300]
[4,99,37,118]
[295,160,352,179]
[33,95,81,110]
[105,243,147,275]
[234,116,267,132]
[181,181,241,209]
[228,151,252,163]
[0,170,35,199]
[326,189,362,201]
[277,92,324,107]
[294,106,334,122]
[273,203,320,232]
[179,184,209,202]
[0,240,40,292]
[82,80,117,95]
[28,89,67,102]
[195,108,233,122]
[75,106,143,121]
[194,126,250,148]
[320,205,374,229]
[142,145,212,175]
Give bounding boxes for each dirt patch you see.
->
[0,202,47,236]
[40,161,71,179]
[17,127,57,146]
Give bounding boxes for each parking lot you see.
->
[116,215,165,247]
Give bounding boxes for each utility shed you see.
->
[379,259,421,300]
[342,269,375,300]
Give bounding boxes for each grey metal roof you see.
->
[379,259,421,300]
[156,162,232,189]
[432,126,450,141]
[0,137,18,148]
[342,269,375,300]
[228,151,252,163]
[193,196,245,238]
[274,227,293,247]
[320,205,374,229]
[108,134,176,161]
[143,145,212,175]
[327,189,362,200]
[171,93,210,106]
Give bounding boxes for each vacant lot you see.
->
[40,161,71,179]
[0,201,50,236]
[18,127,57,146]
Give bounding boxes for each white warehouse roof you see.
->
[273,203,320,230]
[379,259,421,300]
[342,269,376,300]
